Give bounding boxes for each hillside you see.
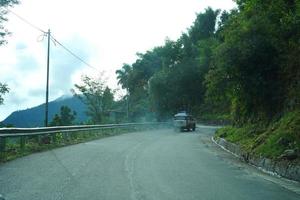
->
[2,96,88,127]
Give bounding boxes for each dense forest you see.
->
[116,0,300,126]
[115,0,300,158]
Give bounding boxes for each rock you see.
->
[263,158,275,172]
[241,152,249,162]
[274,160,288,176]
[286,165,300,182]
[279,149,298,160]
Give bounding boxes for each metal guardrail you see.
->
[0,122,170,161]
[0,122,170,137]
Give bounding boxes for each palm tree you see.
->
[116,63,132,91]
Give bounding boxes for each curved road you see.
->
[0,126,300,200]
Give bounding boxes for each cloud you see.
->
[15,50,38,71]
[27,88,45,97]
[16,42,27,50]
[49,34,96,96]
[6,92,28,105]
[0,35,95,120]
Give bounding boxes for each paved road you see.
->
[0,126,300,200]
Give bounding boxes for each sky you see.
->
[0,0,236,121]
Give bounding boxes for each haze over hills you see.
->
[1,95,88,127]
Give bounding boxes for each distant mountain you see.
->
[2,96,88,127]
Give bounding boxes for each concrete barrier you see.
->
[213,137,300,182]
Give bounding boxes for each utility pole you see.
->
[45,29,51,127]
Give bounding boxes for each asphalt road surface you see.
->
[1,126,300,200]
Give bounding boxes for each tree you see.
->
[102,87,114,113]
[0,0,19,45]
[0,83,9,105]
[60,106,76,125]
[50,114,61,126]
[204,0,300,124]
[0,0,19,104]
[115,8,222,120]
[116,49,165,121]
[116,64,132,92]
[72,75,114,124]
[149,8,221,119]
[50,106,76,126]
[115,3,300,125]
[188,7,220,43]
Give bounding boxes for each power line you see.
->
[6,8,99,71]
[50,35,99,71]
[6,8,46,34]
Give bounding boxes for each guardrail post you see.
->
[52,133,57,144]
[0,137,7,161]
[36,135,41,145]
[98,129,102,136]
[71,132,77,141]
[63,133,69,143]
[111,128,115,135]
[20,136,26,152]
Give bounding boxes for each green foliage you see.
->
[102,87,114,112]
[0,1,19,107]
[216,124,266,152]
[73,75,105,123]
[72,75,115,124]
[50,114,61,126]
[216,110,300,158]
[0,0,19,45]
[188,7,220,42]
[117,7,221,120]
[116,64,132,91]
[115,1,300,130]
[0,83,9,105]
[255,110,300,158]
[198,113,231,124]
[0,122,13,127]
[213,9,280,121]
[115,48,165,121]
[205,0,300,124]
[50,106,76,126]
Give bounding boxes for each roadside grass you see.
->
[215,110,300,158]
[1,127,135,163]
